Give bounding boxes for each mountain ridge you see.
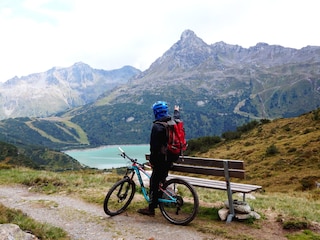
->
[104,30,320,120]
[0,63,140,119]
[0,29,319,147]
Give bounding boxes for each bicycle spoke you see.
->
[159,178,199,225]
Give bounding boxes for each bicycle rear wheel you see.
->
[104,177,136,216]
[159,178,199,225]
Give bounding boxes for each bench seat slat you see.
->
[167,174,262,193]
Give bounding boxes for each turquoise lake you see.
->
[64,144,149,169]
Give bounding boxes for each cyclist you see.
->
[138,101,180,216]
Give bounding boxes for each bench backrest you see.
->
[145,155,245,179]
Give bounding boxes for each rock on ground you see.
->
[0,223,38,240]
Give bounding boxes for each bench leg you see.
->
[224,161,235,223]
[226,189,235,223]
[226,213,234,223]
[225,181,235,223]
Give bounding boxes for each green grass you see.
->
[287,230,320,240]
[0,166,122,210]
[252,191,320,222]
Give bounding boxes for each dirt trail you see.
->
[0,185,219,240]
[1,184,309,240]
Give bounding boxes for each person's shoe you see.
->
[137,207,155,216]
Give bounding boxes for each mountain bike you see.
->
[103,147,199,225]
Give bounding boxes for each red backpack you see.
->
[157,118,187,156]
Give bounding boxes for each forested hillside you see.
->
[0,141,83,171]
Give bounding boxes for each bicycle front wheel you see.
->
[159,178,199,225]
[104,177,136,216]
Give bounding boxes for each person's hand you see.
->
[174,105,180,111]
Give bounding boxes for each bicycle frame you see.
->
[126,161,177,205]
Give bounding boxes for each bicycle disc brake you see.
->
[175,196,184,215]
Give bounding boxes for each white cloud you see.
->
[0,0,320,82]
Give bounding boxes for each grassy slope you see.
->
[200,110,320,193]
[26,117,89,145]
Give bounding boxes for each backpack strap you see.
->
[166,118,177,126]
[155,119,176,140]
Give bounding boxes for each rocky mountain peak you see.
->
[180,29,195,39]
[178,29,208,49]
[71,62,92,71]
[148,29,212,70]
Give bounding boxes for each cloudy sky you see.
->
[0,0,319,82]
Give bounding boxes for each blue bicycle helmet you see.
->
[152,101,169,120]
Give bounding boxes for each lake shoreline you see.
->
[64,144,149,169]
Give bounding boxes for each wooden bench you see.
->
[145,155,262,223]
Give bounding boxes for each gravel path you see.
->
[0,185,214,240]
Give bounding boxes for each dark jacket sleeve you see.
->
[173,109,180,120]
[149,122,167,164]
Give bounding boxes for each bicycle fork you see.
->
[117,175,133,202]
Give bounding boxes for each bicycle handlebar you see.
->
[118,147,141,165]
[118,147,125,156]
